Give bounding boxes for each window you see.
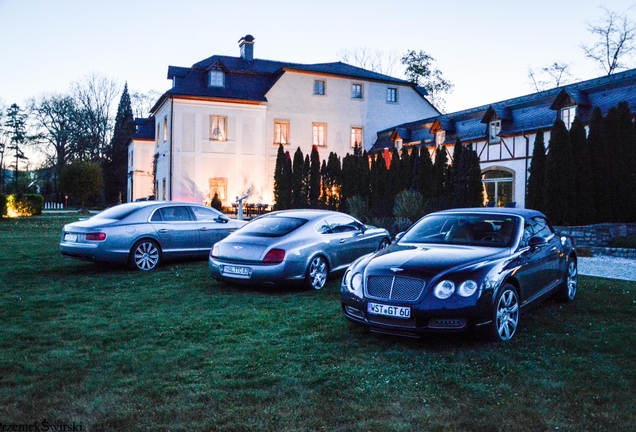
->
[351,127,363,148]
[210,116,227,141]
[482,169,513,207]
[435,131,446,146]
[352,83,363,99]
[191,205,222,221]
[209,177,227,201]
[394,139,403,152]
[163,117,168,143]
[209,69,225,87]
[489,120,501,143]
[156,124,160,147]
[387,87,397,103]
[162,178,166,201]
[274,121,290,145]
[314,80,325,95]
[521,217,554,247]
[313,123,327,146]
[561,106,576,130]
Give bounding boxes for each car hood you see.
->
[362,244,509,277]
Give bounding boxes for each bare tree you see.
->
[527,62,575,92]
[70,72,120,161]
[130,89,163,118]
[401,50,453,113]
[337,47,402,76]
[581,6,636,75]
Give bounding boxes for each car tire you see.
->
[489,284,520,342]
[129,239,161,271]
[377,238,391,251]
[557,257,577,302]
[305,255,328,290]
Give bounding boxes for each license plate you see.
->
[64,233,78,242]
[221,265,252,278]
[367,302,411,319]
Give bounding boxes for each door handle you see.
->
[339,239,346,243]
[158,229,168,233]
[200,227,210,231]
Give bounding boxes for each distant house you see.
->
[127,117,155,201]
[130,35,439,206]
[371,68,636,208]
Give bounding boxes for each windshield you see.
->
[235,216,307,238]
[399,213,520,247]
[93,205,141,220]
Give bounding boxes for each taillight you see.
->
[211,243,219,258]
[262,248,285,264]
[85,232,106,241]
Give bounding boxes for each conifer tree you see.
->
[282,151,293,209]
[309,145,321,208]
[322,152,341,210]
[370,153,389,216]
[302,155,310,207]
[587,108,605,222]
[525,129,546,211]
[449,138,464,200]
[386,148,402,207]
[569,117,594,224]
[4,104,29,192]
[273,144,291,210]
[454,148,483,208]
[543,119,576,224]
[432,145,449,210]
[615,101,636,221]
[417,146,435,205]
[597,107,619,222]
[291,147,306,208]
[104,83,135,204]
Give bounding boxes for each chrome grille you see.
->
[366,276,426,301]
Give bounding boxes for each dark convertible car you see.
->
[340,208,577,341]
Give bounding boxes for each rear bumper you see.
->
[209,257,307,287]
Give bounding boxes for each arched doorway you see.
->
[482,168,514,207]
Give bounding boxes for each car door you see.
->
[149,205,201,256]
[516,217,561,304]
[323,215,373,267]
[190,205,235,253]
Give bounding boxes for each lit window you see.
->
[162,178,167,201]
[209,70,225,87]
[313,123,327,146]
[351,127,363,148]
[489,121,501,143]
[436,131,446,146]
[210,116,227,141]
[387,87,397,103]
[395,139,403,151]
[274,121,289,145]
[156,124,160,147]
[314,80,325,95]
[561,106,576,130]
[352,83,363,99]
[163,117,168,143]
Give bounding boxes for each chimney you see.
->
[238,34,255,61]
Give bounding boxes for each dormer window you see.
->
[489,121,501,143]
[435,131,445,146]
[561,106,576,130]
[209,69,225,87]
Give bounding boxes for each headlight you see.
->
[458,280,478,297]
[342,270,363,298]
[433,280,455,299]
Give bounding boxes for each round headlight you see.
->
[433,280,455,299]
[351,273,363,292]
[458,280,478,297]
[343,270,352,287]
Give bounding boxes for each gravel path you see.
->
[578,256,636,282]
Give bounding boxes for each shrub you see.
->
[6,194,44,217]
[211,192,222,211]
[347,195,369,223]
[0,194,6,218]
[393,189,427,223]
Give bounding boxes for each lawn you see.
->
[1,216,635,431]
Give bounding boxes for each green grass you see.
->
[1,216,635,431]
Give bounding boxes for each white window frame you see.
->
[210,116,227,141]
[387,87,397,103]
[314,80,325,95]
[209,70,225,87]
[435,131,446,146]
[561,106,576,130]
[313,123,327,147]
[352,83,363,99]
[350,127,363,148]
[163,117,168,143]
[274,120,290,145]
[489,120,501,144]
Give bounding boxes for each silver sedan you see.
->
[209,210,391,289]
[60,201,246,270]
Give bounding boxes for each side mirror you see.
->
[528,236,548,249]
[215,215,230,224]
[395,232,405,242]
[360,224,367,234]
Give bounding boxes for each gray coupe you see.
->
[60,201,246,270]
[209,210,391,289]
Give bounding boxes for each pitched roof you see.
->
[131,117,155,141]
[371,68,636,152]
[152,54,424,113]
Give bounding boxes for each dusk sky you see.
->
[1,0,635,114]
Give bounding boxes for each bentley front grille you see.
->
[366,276,426,301]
